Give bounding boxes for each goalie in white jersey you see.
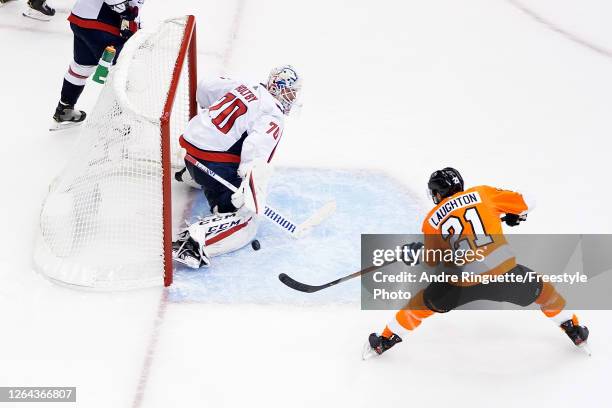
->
[173,65,301,268]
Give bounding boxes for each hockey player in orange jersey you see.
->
[363,167,590,358]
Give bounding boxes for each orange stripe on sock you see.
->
[408,291,431,312]
[536,283,567,317]
[411,308,434,319]
[542,308,561,318]
[541,298,566,317]
[384,290,435,335]
[395,310,422,331]
[535,282,555,305]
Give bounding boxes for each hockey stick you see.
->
[280,215,527,292]
[278,260,398,293]
[184,153,335,238]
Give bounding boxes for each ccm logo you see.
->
[207,220,241,234]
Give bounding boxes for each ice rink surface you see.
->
[173,168,420,304]
[1,0,611,407]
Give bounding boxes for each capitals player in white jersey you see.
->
[172,65,302,268]
[52,0,144,129]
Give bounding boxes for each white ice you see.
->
[173,168,421,304]
[1,0,611,407]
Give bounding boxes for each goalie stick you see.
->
[184,153,335,238]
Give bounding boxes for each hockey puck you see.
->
[251,240,261,251]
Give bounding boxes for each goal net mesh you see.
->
[34,16,196,289]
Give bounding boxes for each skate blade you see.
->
[49,120,84,131]
[578,342,592,357]
[361,340,379,360]
[22,10,52,21]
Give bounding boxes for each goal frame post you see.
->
[161,15,198,286]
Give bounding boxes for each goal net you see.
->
[34,16,197,289]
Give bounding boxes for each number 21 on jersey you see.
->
[440,206,494,250]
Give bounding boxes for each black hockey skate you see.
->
[175,167,188,182]
[362,333,402,359]
[23,0,55,21]
[560,316,591,355]
[172,230,211,269]
[174,166,202,189]
[51,102,86,131]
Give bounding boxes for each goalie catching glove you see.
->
[231,159,273,214]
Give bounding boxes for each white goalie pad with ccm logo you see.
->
[187,211,258,257]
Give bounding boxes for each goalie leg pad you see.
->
[186,211,258,258]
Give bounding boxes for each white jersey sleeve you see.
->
[104,0,128,13]
[241,114,284,165]
[104,0,125,6]
[104,0,144,8]
[102,0,144,19]
[196,77,239,109]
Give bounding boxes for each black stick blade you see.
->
[277,263,392,294]
[278,273,326,293]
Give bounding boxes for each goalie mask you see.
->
[266,65,301,115]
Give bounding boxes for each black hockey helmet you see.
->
[428,167,464,204]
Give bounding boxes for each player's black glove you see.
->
[502,213,527,227]
[402,241,424,266]
[115,3,139,40]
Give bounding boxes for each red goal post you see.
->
[161,15,198,286]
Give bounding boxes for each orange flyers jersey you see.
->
[421,185,529,279]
